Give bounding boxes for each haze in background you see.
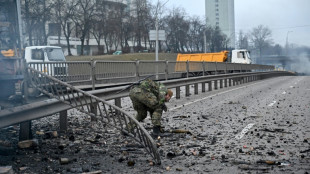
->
[165,0,310,47]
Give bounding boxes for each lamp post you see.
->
[286,31,292,56]
[155,0,169,62]
[155,0,169,79]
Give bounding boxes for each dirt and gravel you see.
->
[0,76,309,174]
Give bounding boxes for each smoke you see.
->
[289,53,310,75]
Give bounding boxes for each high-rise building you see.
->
[205,0,235,49]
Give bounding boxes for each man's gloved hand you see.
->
[162,104,168,112]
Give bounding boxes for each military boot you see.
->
[151,126,161,138]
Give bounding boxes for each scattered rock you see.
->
[18,139,38,149]
[0,166,14,174]
[59,158,70,165]
[81,170,103,174]
[127,160,135,166]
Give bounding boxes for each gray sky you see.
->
[164,0,310,47]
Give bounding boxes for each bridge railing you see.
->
[28,60,275,86]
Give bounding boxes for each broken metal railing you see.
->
[26,66,161,164]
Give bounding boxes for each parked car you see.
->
[113,51,122,55]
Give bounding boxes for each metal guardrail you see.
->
[28,60,275,86]
[25,66,161,164]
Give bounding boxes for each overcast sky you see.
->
[164,0,310,47]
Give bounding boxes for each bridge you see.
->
[0,60,295,165]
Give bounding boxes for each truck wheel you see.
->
[22,82,41,97]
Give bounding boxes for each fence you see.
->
[28,60,274,86]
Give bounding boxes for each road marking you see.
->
[235,123,255,140]
[169,80,269,111]
[282,91,286,94]
[268,101,277,107]
[290,86,294,88]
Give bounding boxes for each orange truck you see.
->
[175,49,252,72]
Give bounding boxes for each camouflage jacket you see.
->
[139,79,167,105]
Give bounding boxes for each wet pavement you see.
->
[0,76,309,173]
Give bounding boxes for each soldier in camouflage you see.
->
[129,78,173,137]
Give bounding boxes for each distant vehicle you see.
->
[113,51,122,55]
[176,49,252,64]
[0,46,67,100]
[175,49,252,76]
[0,0,67,107]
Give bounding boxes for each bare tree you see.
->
[131,0,149,51]
[23,0,53,46]
[52,0,76,55]
[71,0,96,55]
[207,26,227,52]
[188,16,205,52]
[237,30,249,49]
[90,0,107,55]
[163,7,189,53]
[250,25,273,58]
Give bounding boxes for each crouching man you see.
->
[129,78,173,137]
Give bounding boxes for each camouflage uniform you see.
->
[129,79,167,127]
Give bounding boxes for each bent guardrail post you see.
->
[27,67,161,165]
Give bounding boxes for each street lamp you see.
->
[154,0,169,79]
[286,31,292,55]
[155,0,169,62]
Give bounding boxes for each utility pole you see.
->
[154,0,169,79]
[286,31,292,56]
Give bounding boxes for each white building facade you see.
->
[205,0,235,49]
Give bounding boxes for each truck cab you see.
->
[231,49,252,64]
[24,46,66,63]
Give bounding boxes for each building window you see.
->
[48,23,60,36]
[216,13,219,16]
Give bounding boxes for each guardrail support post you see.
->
[229,78,232,86]
[220,79,223,88]
[202,61,205,76]
[208,81,212,91]
[60,110,68,132]
[90,102,98,121]
[186,61,189,78]
[19,121,32,141]
[135,60,140,80]
[176,87,181,99]
[186,85,190,97]
[115,98,121,115]
[214,80,218,90]
[202,82,206,92]
[115,98,121,108]
[225,62,227,74]
[194,83,198,95]
[23,60,29,102]
[91,59,96,90]
[165,60,169,80]
[224,78,228,87]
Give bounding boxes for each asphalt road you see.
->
[0,75,309,173]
